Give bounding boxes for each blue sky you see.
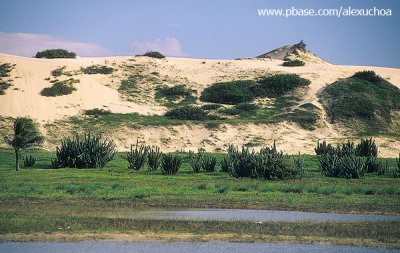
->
[0,0,399,67]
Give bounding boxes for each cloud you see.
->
[132,37,185,57]
[0,32,111,57]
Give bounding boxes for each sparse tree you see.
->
[5,118,44,171]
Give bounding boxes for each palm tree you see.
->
[4,118,44,171]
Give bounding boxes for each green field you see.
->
[1,148,399,247]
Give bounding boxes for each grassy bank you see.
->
[1,148,400,247]
[0,148,399,214]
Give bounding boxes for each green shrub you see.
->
[319,71,400,129]
[41,78,79,96]
[235,103,258,111]
[352,70,382,83]
[356,138,378,157]
[257,74,311,97]
[158,85,191,97]
[283,59,305,67]
[364,157,382,173]
[119,76,137,94]
[81,65,114,75]
[0,63,15,95]
[141,51,165,59]
[314,140,335,155]
[200,104,222,110]
[215,184,230,194]
[147,146,162,172]
[127,142,148,171]
[51,66,66,77]
[165,106,209,120]
[161,154,182,175]
[189,150,203,173]
[394,154,400,178]
[0,81,12,95]
[84,108,112,116]
[202,154,217,172]
[52,132,116,169]
[287,108,319,130]
[227,143,303,179]
[0,63,15,77]
[200,80,256,104]
[377,160,389,176]
[23,155,36,167]
[318,152,365,179]
[189,149,216,173]
[220,156,230,173]
[35,49,76,59]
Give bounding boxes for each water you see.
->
[102,208,400,222]
[1,241,398,253]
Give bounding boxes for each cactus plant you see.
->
[23,155,36,167]
[147,146,162,172]
[356,138,378,157]
[161,154,182,175]
[52,132,115,169]
[127,141,148,171]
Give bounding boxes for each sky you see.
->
[0,0,399,67]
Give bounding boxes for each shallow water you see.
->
[0,241,398,253]
[101,208,400,222]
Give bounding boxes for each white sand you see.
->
[0,53,399,156]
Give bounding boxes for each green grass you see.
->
[319,71,400,135]
[0,148,399,214]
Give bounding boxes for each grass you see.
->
[1,148,399,247]
[0,148,399,214]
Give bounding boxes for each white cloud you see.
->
[132,37,185,57]
[0,32,111,57]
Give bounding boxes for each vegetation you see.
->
[200,80,256,104]
[84,108,112,116]
[35,49,76,59]
[140,51,165,59]
[226,143,304,180]
[316,139,383,179]
[147,146,162,172]
[51,66,66,77]
[155,84,196,108]
[287,105,319,130]
[81,65,115,75]
[23,155,36,167]
[0,63,15,95]
[189,149,217,173]
[126,142,148,171]
[118,76,137,95]
[0,63,15,77]
[4,118,43,171]
[356,138,378,157]
[41,78,79,96]
[51,132,116,169]
[200,74,310,105]
[161,154,182,175]
[165,106,210,120]
[256,74,310,97]
[200,104,222,110]
[0,149,399,215]
[0,81,12,95]
[283,59,305,67]
[319,71,400,133]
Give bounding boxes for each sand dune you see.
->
[0,53,399,156]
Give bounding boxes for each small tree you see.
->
[5,118,44,171]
